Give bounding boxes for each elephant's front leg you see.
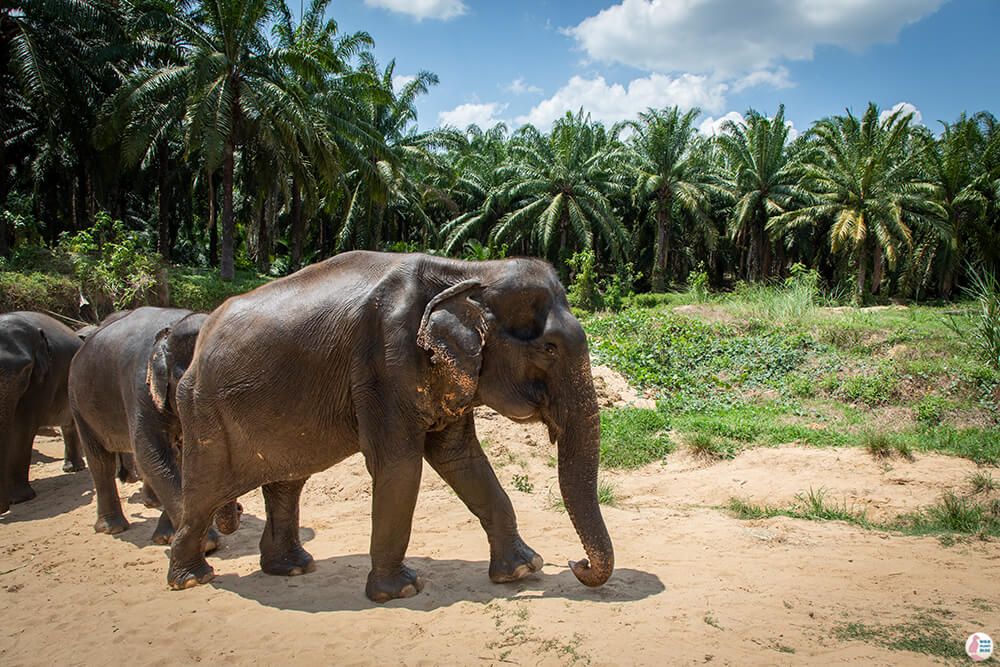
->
[365,453,425,602]
[425,415,543,584]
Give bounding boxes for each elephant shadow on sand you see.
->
[210,554,664,612]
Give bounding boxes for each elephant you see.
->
[167,251,613,602]
[68,307,240,548]
[1,311,87,513]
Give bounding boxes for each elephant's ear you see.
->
[417,280,487,401]
[31,328,52,384]
[146,327,172,412]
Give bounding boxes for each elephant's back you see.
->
[70,308,192,429]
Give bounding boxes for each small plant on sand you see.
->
[968,470,997,494]
[686,432,739,459]
[512,474,534,494]
[864,432,894,459]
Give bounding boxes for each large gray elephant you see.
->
[0,311,87,513]
[168,251,613,602]
[68,307,239,548]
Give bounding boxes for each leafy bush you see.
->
[785,372,815,398]
[947,265,1000,370]
[914,394,947,427]
[725,263,821,323]
[686,263,709,303]
[57,212,161,310]
[168,268,271,312]
[566,249,601,311]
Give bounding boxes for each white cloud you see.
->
[699,111,799,140]
[506,78,543,96]
[567,0,946,77]
[438,102,509,129]
[730,68,794,93]
[364,0,466,21]
[698,111,745,137]
[392,74,415,94]
[516,74,727,129]
[879,101,923,126]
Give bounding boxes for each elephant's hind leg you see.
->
[77,421,128,534]
[425,416,542,583]
[259,478,314,576]
[60,422,86,472]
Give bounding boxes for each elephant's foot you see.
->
[214,501,243,535]
[140,484,160,509]
[366,565,424,603]
[152,519,220,555]
[168,559,215,590]
[62,458,86,473]
[8,484,37,505]
[94,513,129,535]
[489,537,543,583]
[260,544,315,577]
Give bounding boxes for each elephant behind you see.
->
[68,307,239,548]
[0,311,87,514]
[168,251,613,602]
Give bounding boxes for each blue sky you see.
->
[320,0,1000,136]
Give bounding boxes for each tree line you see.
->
[3,0,999,301]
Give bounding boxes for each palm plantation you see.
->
[1,0,998,303]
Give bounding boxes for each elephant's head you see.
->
[417,258,613,587]
[146,313,208,415]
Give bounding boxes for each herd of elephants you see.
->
[1,251,614,602]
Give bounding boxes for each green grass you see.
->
[167,268,271,312]
[685,432,741,459]
[726,488,871,526]
[968,470,997,494]
[728,487,1000,539]
[833,609,966,660]
[599,408,673,468]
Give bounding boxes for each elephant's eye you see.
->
[544,343,557,355]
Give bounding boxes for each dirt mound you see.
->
[1,368,996,665]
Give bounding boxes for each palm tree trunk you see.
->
[207,170,218,267]
[157,141,171,261]
[290,180,303,271]
[652,195,670,292]
[855,246,868,301]
[220,139,235,281]
[871,241,884,296]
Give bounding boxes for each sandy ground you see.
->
[2,367,998,666]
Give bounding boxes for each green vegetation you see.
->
[599,408,673,468]
[833,609,966,660]
[168,269,271,312]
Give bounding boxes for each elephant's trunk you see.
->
[553,356,614,587]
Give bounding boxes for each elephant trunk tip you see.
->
[569,557,613,587]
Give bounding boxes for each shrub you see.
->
[914,394,947,427]
[840,367,898,406]
[168,269,271,313]
[566,249,601,312]
[786,372,816,398]
[947,265,1000,370]
[686,263,709,303]
[57,212,161,311]
[0,271,79,316]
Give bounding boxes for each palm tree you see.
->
[433,123,512,254]
[107,0,317,280]
[914,113,992,298]
[775,103,943,299]
[716,105,805,280]
[335,54,438,252]
[491,110,628,265]
[624,106,719,291]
